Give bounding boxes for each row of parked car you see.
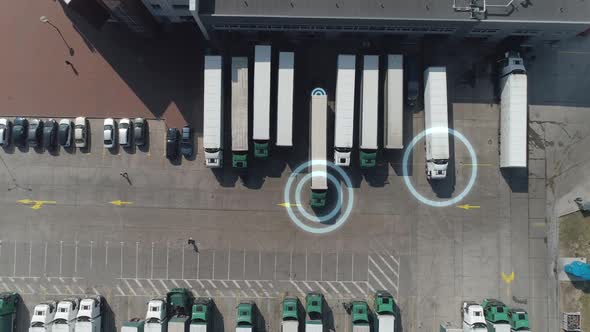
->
[102,117,147,149]
[0,117,88,149]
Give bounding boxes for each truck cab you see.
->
[236,302,255,332]
[281,297,299,332]
[482,299,509,324]
[145,299,168,332]
[74,297,102,332]
[305,292,324,332]
[52,298,80,332]
[30,301,57,332]
[462,302,487,332]
[507,309,530,331]
[0,292,20,332]
[374,291,395,332]
[499,52,526,78]
[190,298,212,332]
[351,301,370,332]
[167,288,193,317]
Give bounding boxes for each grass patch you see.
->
[560,211,590,259]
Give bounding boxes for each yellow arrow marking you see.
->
[110,200,133,206]
[501,271,515,284]
[457,204,481,210]
[278,202,302,208]
[18,199,56,210]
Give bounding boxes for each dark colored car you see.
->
[180,126,193,158]
[58,119,72,147]
[133,118,147,146]
[405,57,420,108]
[43,119,58,149]
[12,117,28,147]
[27,119,44,148]
[166,128,180,160]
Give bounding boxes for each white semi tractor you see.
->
[359,55,379,168]
[424,67,450,180]
[203,55,223,168]
[462,302,487,332]
[384,54,404,150]
[253,45,271,158]
[145,299,168,332]
[499,51,527,168]
[276,52,295,147]
[29,301,57,332]
[334,54,356,166]
[310,88,328,208]
[52,299,80,332]
[231,57,249,168]
[74,297,102,332]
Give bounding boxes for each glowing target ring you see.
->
[283,160,354,234]
[402,127,478,207]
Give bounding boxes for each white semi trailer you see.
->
[253,45,271,158]
[384,54,404,150]
[276,52,294,147]
[203,55,223,168]
[424,67,449,180]
[359,55,379,168]
[231,57,249,168]
[499,51,527,168]
[310,88,328,208]
[334,54,356,166]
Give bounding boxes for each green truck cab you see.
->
[360,151,377,168]
[305,292,323,321]
[310,191,327,208]
[351,301,370,332]
[167,288,194,316]
[0,292,19,332]
[508,309,530,331]
[236,301,255,332]
[482,299,509,324]
[254,143,268,159]
[374,291,396,332]
[281,297,299,332]
[190,298,212,332]
[232,153,248,168]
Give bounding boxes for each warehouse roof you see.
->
[203,0,590,23]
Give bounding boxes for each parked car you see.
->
[74,117,88,148]
[58,119,73,147]
[133,118,147,146]
[43,119,58,149]
[406,57,420,108]
[118,118,132,147]
[12,117,28,147]
[27,119,44,148]
[180,126,193,158]
[0,118,12,147]
[166,128,180,160]
[103,118,116,148]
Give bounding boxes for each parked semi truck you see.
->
[277,52,295,147]
[334,54,356,166]
[359,55,379,168]
[74,297,102,332]
[53,298,80,332]
[0,292,19,332]
[231,57,249,168]
[499,51,527,169]
[30,301,56,332]
[145,299,168,332]
[424,67,449,180]
[350,301,370,332]
[235,302,255,332]
[305,293,324,332]
[281,297,299,332]
[462,302,487,332]
[481,299,510,332]
[122,319,146,332]
[203,55,223,168]
[507,308,530,331]
[253,45,271,158]
[190,298,212,332]
[384,55,404,150]
[167,288,193,332]
[310,88,328,208]
[374,291,395,332]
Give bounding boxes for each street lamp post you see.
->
[40,16,75,56]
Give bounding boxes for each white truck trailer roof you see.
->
[334,54,356,150]
[500,74,527,168]
[276,52,294,147]
[377,314,395,332]
[281,320,299,332]
[424,67,449,160]
[168,316,189,332]
[231,57,249,152]
[384,54,403,149]
[353,325,370,332]
[360,55,379,150]
[253,45,271,141]
[203,55,223,150]
[305,323,324,332]
[189,323,208,332]
[310,89,328,191]
[236,327,253,332]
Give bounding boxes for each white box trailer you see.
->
[276,52,294,147]
[359,55,379,168]
[253,45,271,158]
[231,57,249,168]
[499,52,527,168]
[281,320,298,332]
[334,54,356,167]
[203,55,223,168]
[384,54,404,150]
[424,67,449,180]
[310,88,328,208]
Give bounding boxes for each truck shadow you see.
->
[500,168,528,193]
[17,295,30,332]
[102,296,117,332]
[210,299,225,332]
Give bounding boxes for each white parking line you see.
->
[184,280,192,288]
[27,285,35,294]
[290,280,305,296]
[207,280,217,289]
[302,281,313,291]
[314,281,328,294]
[197,280,205,288]
[2,282,9,292]
[172,279,180,288]
[375,253,399,277]
[65,285,74,295]
[158,279,167,290]
[28,241,32,277]
[232,280,241,289]
[93,287,100,295]
[339,282,353,295]
[220,280,229,288]
[124,279,138,296]
[116,285,125,296]
[368,270,387,290]
[147,279,160,296]
[53,285,60,294]
[13,241,16,277]
[44,242,48,276]
[352,282,365,294]
[325,282,341,294]
[368,256,397,286]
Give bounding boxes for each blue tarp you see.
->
[565,261,590,280]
